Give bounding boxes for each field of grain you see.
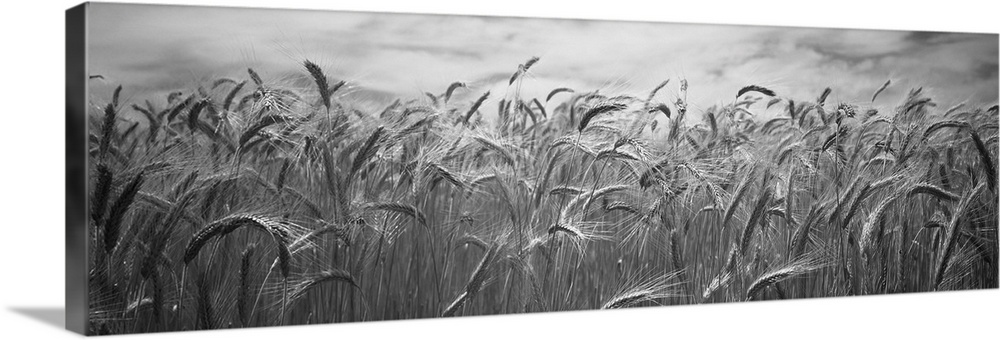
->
[85,57,999,334]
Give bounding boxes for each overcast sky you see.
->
[88,3,998,116]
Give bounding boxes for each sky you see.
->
[87,3,999,117]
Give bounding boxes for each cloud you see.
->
[87,3,998,116]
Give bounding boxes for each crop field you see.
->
[85,57,999,334]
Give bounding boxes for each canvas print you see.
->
[73,2,999,335]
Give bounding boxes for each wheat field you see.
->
[85,57,999,335]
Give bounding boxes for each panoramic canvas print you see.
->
[74,2,998,335]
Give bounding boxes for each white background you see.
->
[0,0,997,338]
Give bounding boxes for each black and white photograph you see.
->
[70,1,998,335]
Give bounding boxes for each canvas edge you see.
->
[66,2,89,336]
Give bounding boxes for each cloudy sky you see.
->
[88,3,998,116]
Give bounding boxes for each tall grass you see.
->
[85,59,998,334]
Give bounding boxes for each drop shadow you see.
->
[9,307,65,330]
